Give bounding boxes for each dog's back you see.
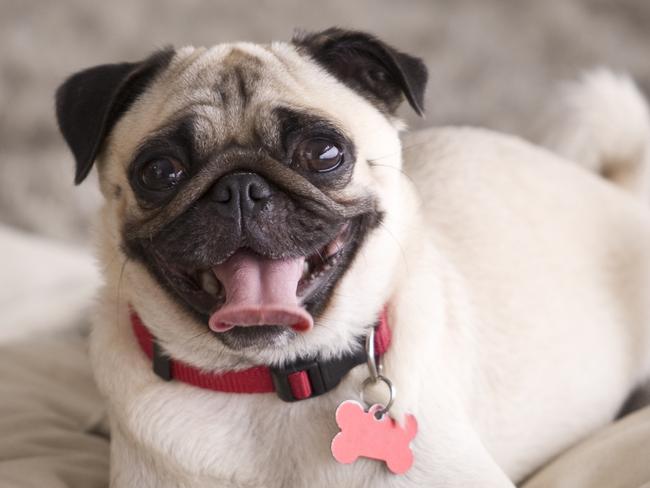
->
[400,73,650,479]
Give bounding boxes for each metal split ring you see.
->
[360,374,396,416]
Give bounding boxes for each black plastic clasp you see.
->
[270,359,326,402]
[270,346,368,403]
[152,340,172,381]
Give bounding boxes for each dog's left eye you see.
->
[138,158,186,191]
[294,139,344,173]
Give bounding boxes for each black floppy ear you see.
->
[293,28,428,116]
[55,48,174,185]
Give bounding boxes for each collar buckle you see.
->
[270,345,369,402]
[270,359,326,402]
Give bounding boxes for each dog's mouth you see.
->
[206,222,352,333]
[156,220,357,346]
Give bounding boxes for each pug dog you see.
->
[55,28,650,487]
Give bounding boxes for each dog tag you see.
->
[331,400,418,474]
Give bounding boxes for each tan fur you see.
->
[89,43,650,487]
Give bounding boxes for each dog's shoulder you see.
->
[401,125,650,293]
[402,125,584,182]
[402,125,649,220]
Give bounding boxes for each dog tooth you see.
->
[302,261,311,280]
[324,238,344,259]
[200,270,221,296]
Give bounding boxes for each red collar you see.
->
[131,309,391,402]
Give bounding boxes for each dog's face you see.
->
[56,29,427,368]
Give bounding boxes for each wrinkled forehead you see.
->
[162,44,303,131]
[168,44,306,104]
[119,44,335,154]
[107,41,400,179]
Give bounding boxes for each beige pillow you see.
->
[0,332,109,488]
[522,406,650,488]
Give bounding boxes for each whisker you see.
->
[367,161,417,186]
[366,139,434,164]
[177,328,212,347]
[115,256,129,326]
[366,161,425,209]
[102,250,122,273]
[377,221,409,273]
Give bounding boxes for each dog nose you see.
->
[211,172,272,217]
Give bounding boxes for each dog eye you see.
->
[138,158,186,191]
[294,139,344,173]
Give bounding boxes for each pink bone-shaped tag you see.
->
[331,400,418,474]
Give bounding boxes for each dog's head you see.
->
[56,29,427,368]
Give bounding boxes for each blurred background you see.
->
[1,0,650,245]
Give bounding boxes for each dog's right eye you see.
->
[293,138,344,173]
[138,158,186,192]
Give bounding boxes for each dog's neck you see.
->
[129,306,392,403]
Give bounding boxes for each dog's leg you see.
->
[539,69,650,199]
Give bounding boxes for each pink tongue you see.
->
[208,250,314,333]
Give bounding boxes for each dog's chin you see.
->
[147,217,365,352]
[218,326,297,351]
